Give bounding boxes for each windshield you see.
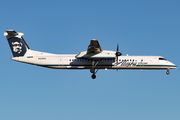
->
[159,57,167,60]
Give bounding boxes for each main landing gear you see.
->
[90,69,99,79]
[166,68,170,75]
[90,61,99,79]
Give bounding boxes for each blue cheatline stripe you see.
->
[76,56,115,58]
[40,64,176,67]
[41,64,114,66]
[76,57,115,60]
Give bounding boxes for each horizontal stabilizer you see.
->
[6,30,18,36]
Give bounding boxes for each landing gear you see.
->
[90,68,99,79]
[92,74,96,79]
[90,60,99,79]
[166,68,170,75]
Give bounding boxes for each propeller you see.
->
[115,44,122,65]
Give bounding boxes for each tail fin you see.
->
[4,30,30,57]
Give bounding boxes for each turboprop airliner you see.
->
[4,30,177,79]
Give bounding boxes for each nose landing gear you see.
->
[166,68,170,75]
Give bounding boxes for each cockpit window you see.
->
[159,58,167,60]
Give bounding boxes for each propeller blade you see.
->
[116,55,118,65]
[115,43,122,65]
[116,44,119,65]
[117,44,119,52]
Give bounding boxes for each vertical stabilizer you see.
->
[4,30,30,57]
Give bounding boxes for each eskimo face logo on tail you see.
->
[8,37,27,57]
[12,42,23,53]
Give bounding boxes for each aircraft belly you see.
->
[43,66,67,69]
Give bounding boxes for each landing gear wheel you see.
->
[166,69,170,75]
[92,74,96,79]
[90,69,99,79]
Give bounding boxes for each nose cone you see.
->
[169,62,177,69]
[173,64,177,69]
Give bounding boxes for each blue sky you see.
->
[1,0,180,120]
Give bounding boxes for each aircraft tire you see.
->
[92,74,96,79]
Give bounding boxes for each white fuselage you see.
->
[4,30,177,79]
[11,50,176,70]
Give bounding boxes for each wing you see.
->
[87,39,102,54]
[76,39,116,60]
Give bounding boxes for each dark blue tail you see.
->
[4,30,30,57]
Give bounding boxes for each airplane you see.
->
[4,30,177,79]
